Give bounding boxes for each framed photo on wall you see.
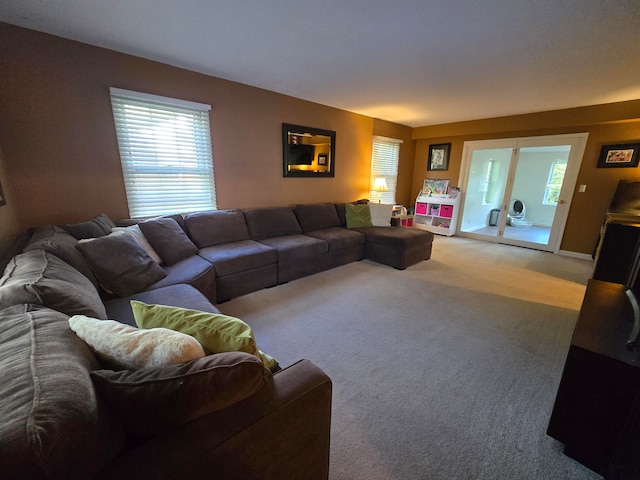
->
[427,143,451,171]
[597,142,640,168]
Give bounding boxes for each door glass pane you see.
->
[460,148,512,236]
[503,146,570,245]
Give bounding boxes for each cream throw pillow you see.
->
[69,315,205,370]
[131,301,278,370]
[369,203,394,226]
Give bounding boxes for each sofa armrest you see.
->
[98,359,332,480]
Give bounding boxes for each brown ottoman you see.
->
[355,226,434,269]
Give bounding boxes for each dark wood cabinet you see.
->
[593,222,640,286]
[547,280,640,478]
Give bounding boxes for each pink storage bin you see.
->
[440,205,453,218]
[416,202,427,215]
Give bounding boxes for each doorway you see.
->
[457,133,588,253]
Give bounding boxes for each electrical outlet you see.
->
[579,184,587,193]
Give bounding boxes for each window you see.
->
[110,88,216,218]
[481,159,497,205]
[370,136,402,204]
[544,161,566,205]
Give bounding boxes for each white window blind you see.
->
[110,87,217,218]
[370,136,402,204]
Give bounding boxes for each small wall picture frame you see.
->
[427,143,451,171]
[318,154,328,165]
[597,142,640,168]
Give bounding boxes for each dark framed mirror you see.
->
[283,123,335,177]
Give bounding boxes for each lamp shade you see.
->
[374,177,389,192]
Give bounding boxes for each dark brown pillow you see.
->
[90,351,271,437]
[77,233,167,297]
[138,217,199,265]
[62,214,116,240]
[0,250,107,319]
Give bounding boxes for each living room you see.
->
[1,2,640,479]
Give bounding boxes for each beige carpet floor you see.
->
[221,236,602,480]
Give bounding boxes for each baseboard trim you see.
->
[558,249,593,261]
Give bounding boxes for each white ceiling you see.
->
[2,0,640,127]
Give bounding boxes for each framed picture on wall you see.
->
[597,142,640,168]
[427,143,451,171]
[318,154,328,165]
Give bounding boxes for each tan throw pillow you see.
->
[369,203,394,226]
[69,315,205,370]
[131,300,278,370]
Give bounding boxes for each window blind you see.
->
[370,136,402,204]
[110,87,217,218]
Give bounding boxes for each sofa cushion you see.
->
[305,227,366,251]
[198,240,277,277]
[131,301,278,370]
[259,234,328,263]
[77,232,167,297]
[111,224,163,263]
[345,203,373,228]
[143,254,215,299]
[90,352,271,438]
[0,250,107,319]
[23,225,99,286]
[139,217,199,265]
[184,209,250,248]
[104,284,221,327]
[369,203,394,227]
[293,203,341,232]
[69,315,205,370]
[0,304,124,480]
[244,207,302,240]
[62,213,116,240]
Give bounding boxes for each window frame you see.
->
[110,87,217,219]
[370,136,402,204]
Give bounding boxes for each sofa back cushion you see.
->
[0,250,108,319]
[293,203,341,233]
[91,352,271,438]
[62,213,116,240]
[244,207,302,240]
[138,217,199,266]
[24,225,99,286]
[0,304,124,480]
[184,209,250,248]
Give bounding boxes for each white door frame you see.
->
[457,132,589,253]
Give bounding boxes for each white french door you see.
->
[457,133,588,253]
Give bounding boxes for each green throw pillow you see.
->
[345,203,372,228]
[131,301,278,370]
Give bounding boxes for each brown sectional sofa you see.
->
[0,201,434,479]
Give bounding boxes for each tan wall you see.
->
[412,103,640,255]
[0,23,414,234]
[2,22,638,257]
[0,146,21,254]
